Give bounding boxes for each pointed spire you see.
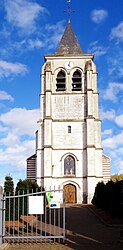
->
[56,21,83,55]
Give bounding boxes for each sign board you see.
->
[29,196,44,214]
[49,201,60,209]
[46,191,63,209]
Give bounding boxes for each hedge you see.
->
[92,180,123,218]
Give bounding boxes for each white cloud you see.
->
[0,108,39,136]
[0,124,8,132]
[0,60,28,78]
[0,139,35,171]
[102,132,123,149]
[0,174,7,187]
[111,158,123,174]
[0,20,65,56]
[110,21,123,42]
[13,38,44,51]
[115,114,123,128]
[102,137,115,149]
[44,21,65,50]
[102,82,123,102]
[108,48,123,77]
[0,108,39,175]
[28,39,44,49]
[26,21,65,51]
[103,148,123,174]
[102,129,113,137]
[45,21,64,33]
[0,132,20,146]
[4,0,48,34]
[109,63,123,77]
[0,26,11,39]
[99,108,115,120]
[91,9,108,24]
[88,41,108,57]
[116,147,123,154]
[0,90,14,101]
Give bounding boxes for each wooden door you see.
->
[64,184,76,203]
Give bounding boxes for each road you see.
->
[2,205,123,250]
[65,205,122,250]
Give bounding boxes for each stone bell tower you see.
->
[36,20,103,204]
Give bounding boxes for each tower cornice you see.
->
[44,54,94,60]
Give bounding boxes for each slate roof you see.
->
[56,20,83,55]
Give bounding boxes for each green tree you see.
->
[15,179,41,194]
[4,176,14,195]
[15,179,42,218]
[4,176,14,220]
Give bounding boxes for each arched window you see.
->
[56,70,66,91]
[64,155,75,175]
[72,70,82,91]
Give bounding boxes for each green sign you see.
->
[47,192,53,203]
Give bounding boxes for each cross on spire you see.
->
[64,0,75,21]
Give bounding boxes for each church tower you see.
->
[36,20,103,204]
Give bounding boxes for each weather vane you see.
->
[64,0,75,20]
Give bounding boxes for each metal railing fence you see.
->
[0,188,65,244]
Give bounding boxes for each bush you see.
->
[92,181,105,208]
[92,180,123,218]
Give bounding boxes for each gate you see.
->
[0,187,65,244]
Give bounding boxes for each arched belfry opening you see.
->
[72,70,82,91]
[56,70,66,91]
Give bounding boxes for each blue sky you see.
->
[0,0,123,186]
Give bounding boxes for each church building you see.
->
[27,20,110,204]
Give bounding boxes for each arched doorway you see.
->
[64,184,76,203]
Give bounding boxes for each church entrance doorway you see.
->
[64,184,76,203]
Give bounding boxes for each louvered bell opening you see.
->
[56,71,66,91]
[72,71,82,91]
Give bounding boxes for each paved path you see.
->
[65,205,122,250]
[2,205,123,250]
